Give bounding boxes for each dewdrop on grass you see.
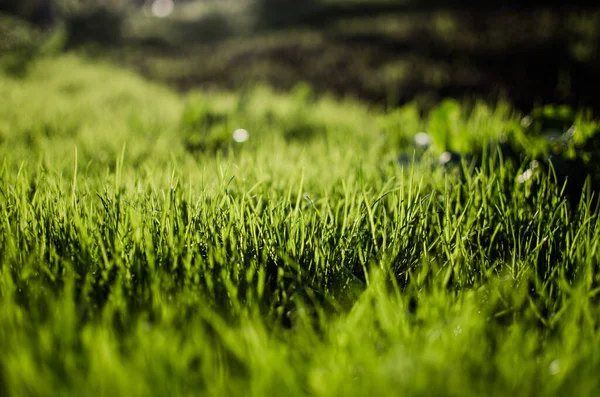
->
[517,169,534,183]
[233,129,249,143]
[439,151,452,165]
[414,132,432,148]
[549,360,561,375]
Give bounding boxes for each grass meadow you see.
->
[1,55,600,396]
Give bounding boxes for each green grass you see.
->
[1,55,600,396]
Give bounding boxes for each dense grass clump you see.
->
[1,56,600,396]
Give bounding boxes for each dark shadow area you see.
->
[118,3,600,113]
[1,1,600,112]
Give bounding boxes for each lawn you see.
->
[1,54,600,396]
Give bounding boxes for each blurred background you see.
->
[2,0,600,111]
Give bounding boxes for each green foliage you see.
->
[181,99,232,154]
[377,104,423,150]
[2,56,600,396]
[0,14,66,76]
[427,99,463,151]
[57,0,128,47]
[0,14,43,75]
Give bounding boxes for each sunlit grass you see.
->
[1,55,600,396]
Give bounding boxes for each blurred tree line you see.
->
[3,0,598,30]
[253,0,599,29]
[0,0,54,27]
[0,0,127,46]
[2,0,597,41]
[1,0,598,111]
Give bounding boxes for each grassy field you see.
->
[2,54,600,396]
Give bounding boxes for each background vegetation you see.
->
[2,0,600,110]
[2,2,600,396]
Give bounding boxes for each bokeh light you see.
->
[151,0,174,18]
[233,128,249,143]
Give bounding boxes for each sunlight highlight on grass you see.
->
[0,55,599,397]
